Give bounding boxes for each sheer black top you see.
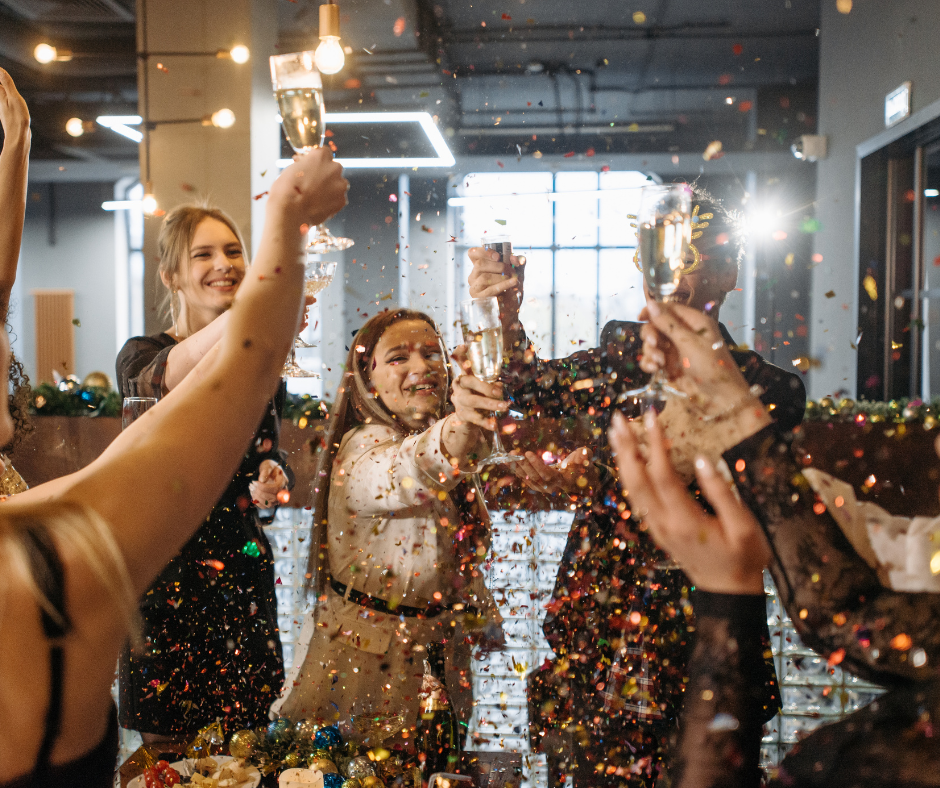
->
[669,426,940,787]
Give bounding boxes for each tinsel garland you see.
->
[30,382,121,417]
[29,384,940,429]
[804,396,940,427]
[30,385,330,423]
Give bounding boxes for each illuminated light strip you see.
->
[447,187,648,206]
[101,200,143,211]
[96,115,144,143]
[278,111,455,169]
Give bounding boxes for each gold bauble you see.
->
[925,415,937,430]
[285,752,303,769]
[229,729,259,760]
[309,757,339,773]
[82,371,112,390]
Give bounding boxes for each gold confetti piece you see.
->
[836,0,852,13]
[891,340,903,350]
[632,10,646,23]
[825,290,836,298]
[792,356,822,372]
[863,274,878,301]
[784,252,794,267]
[703,140,723,161]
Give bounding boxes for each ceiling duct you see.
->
[0,0,133,23]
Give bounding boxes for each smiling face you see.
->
[164,217,246,333]
[369,319,446,430]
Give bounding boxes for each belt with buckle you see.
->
[329,577,478,619]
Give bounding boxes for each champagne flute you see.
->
[460,297,523,465]
[283,260,338,378]
[122,396,157,430]
[622,183,693,410]
[269,50,353,253]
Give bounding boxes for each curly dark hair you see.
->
[4,343,33,455]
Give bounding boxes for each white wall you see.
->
[16,181,118,385]
[812,0,940,399]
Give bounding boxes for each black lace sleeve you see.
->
[666,590,768,788]
[725,426,940,688]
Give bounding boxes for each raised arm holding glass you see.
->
[0,148,347,788]
[466,185,805,785]
[609,300,940,786]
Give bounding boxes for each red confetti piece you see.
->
[253,191,268,201]
[563,151,575,158]
[389,194,398,202]
[325,129,334,137]
[344,78,361,89]
[585,147,595,157]
[718,74,732,86]
[933,256,940,267]
[496,160,504,167]
[501,13,511,19]
[827,648,845,667]
[601,165,610,172]
[738,100,753,112]
[393,16,406,36]
[732,43,743,55]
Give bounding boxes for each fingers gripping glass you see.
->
[622,184,693,410]
[460,297,523,465]
[282,260,337,378]
[269,51,353,254]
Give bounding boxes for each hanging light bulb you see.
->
[315,2,345,75]
[141,184,158,216]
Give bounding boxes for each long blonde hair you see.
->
[304,308,452,597]
[0,501,141,645]
[156,202,247,330]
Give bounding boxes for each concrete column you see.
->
[137,0,278,334]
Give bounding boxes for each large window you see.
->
[454,171,649,356]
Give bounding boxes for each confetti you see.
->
[825,290,836,298]
[703,140,723,161]
[863,274,878,301]
[393,17,406,36]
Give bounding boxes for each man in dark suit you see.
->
[466,187,806,787]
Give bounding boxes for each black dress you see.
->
[116,333,287,736]
[3,524,118,788]
[669,425,940,786]
[504,321,806,787]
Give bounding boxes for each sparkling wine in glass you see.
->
[283,259,338,379]
[622,183,693,410]
[269,51,353,253]
[460,297,523,465]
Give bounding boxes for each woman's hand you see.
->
[0,68,30,142]
[638,301,756,416]
[467,246,526,300]
[449,345,509,432]
[513,447,596,497]
[609,410,768,595]
[249,459,289,508]
[271,147,349,230]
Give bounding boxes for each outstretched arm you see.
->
[8,148,349,596]
[0,69,30,322]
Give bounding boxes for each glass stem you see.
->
[491,412,508,455]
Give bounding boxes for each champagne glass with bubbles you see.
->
[622,183,693,409]
[269,51,353,253]
[283,259,337,378]
[461,297,523,465]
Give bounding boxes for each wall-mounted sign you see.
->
[885,81,912,127]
